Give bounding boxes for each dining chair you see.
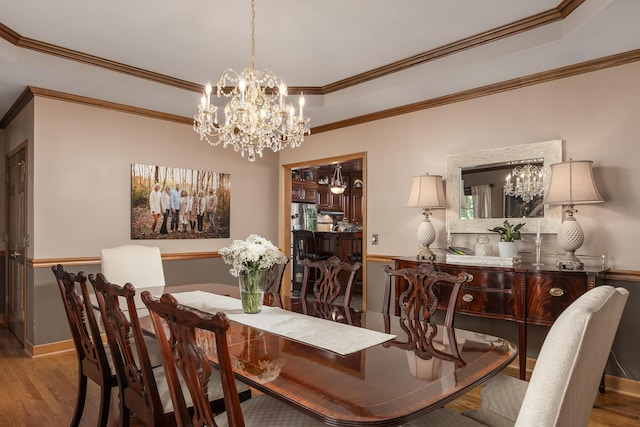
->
[51,264,116,427]
[89,273,251,426]
[101,244,166,319]
[263,258,290,294]
[382,262,473,329]
[101,244,166,287]
[301,256,362,307]
[408,285,629,427]
[292,230,331,262]
[141,291,326,427]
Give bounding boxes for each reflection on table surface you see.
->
[141,282,516,426]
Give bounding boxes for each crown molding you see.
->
[0,1,585,99]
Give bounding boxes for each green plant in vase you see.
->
[219,234,287,313]
[488,220,525,242]
[488,220,525,258]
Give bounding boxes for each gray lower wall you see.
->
[366,260,639,382]
[31,257,235,346]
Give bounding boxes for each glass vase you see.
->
[239,269,267,314]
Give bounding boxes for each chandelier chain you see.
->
[250,0,255,70]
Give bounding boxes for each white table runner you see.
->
[169,290,395,356]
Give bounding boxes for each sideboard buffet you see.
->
[393,257,609,380]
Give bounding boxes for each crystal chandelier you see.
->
[193,0,311,162]
[504,163,545,202]
[329,165,347,194]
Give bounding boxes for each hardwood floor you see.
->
[1,328,639,426]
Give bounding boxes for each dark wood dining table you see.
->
[139,283,517,426]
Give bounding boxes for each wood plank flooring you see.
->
[1,328,639,426]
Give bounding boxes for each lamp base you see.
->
[556,210,585,270]
[416,245,436,261]
[557,250,584,270]
[416,213,437,261]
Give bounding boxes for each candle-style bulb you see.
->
[239,78,246,106]
[299,93,305,118]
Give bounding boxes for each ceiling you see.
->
[1,1,640,131]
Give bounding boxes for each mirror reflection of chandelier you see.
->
[330,165,347,194]
[504,163,545,202]
[193,0,311,162]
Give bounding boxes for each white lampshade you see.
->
[543,159,603,270]
[543,160,603,206]
[407,174,446,260]
[407,175,447,208]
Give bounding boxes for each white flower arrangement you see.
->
[219,234,287,277]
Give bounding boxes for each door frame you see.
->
[5,141,29,345]
[281,152,367,308]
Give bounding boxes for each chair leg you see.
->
[70,372,87,427]
[119,399,131,427]
[96,381,111,427]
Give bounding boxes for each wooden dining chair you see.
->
[382,262,472,329]
[89,273,251,426]
[301,256,362,307]
[51,264,116,427]
[407,285,629,427]
[263,258,289,294]
[141,291,326,427]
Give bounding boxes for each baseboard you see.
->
[29,339,75,358]
[605,375,640,399]
[505,358,640,398]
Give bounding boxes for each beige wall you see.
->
[280,61,640,271]
[31,97,280,259]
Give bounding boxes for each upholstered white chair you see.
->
[408,285,628,427]
[101,244,166,314]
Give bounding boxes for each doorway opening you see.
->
[281,152,367,309]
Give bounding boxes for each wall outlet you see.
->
[372,233,379,245]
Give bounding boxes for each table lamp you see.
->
[407,174,446,260]
[543,159,603,269]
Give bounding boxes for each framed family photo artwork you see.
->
[131,163,231,239]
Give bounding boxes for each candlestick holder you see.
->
[532,236,543,267]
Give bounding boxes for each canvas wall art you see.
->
[131,163,231,239]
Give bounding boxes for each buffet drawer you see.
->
[525,272,590,325]
[440,286,517,320]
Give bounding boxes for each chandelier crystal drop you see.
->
[193,0,310,162]
[504,163,545,202]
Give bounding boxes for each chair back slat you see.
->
[383,262,472,328]
[301,256,362,307]
[264,259,289,294]
[52,264,115,427]
[142,291,245,427]
[90,273,164,426]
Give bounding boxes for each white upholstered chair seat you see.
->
[214,394,325,427]
[407,285,629,427]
